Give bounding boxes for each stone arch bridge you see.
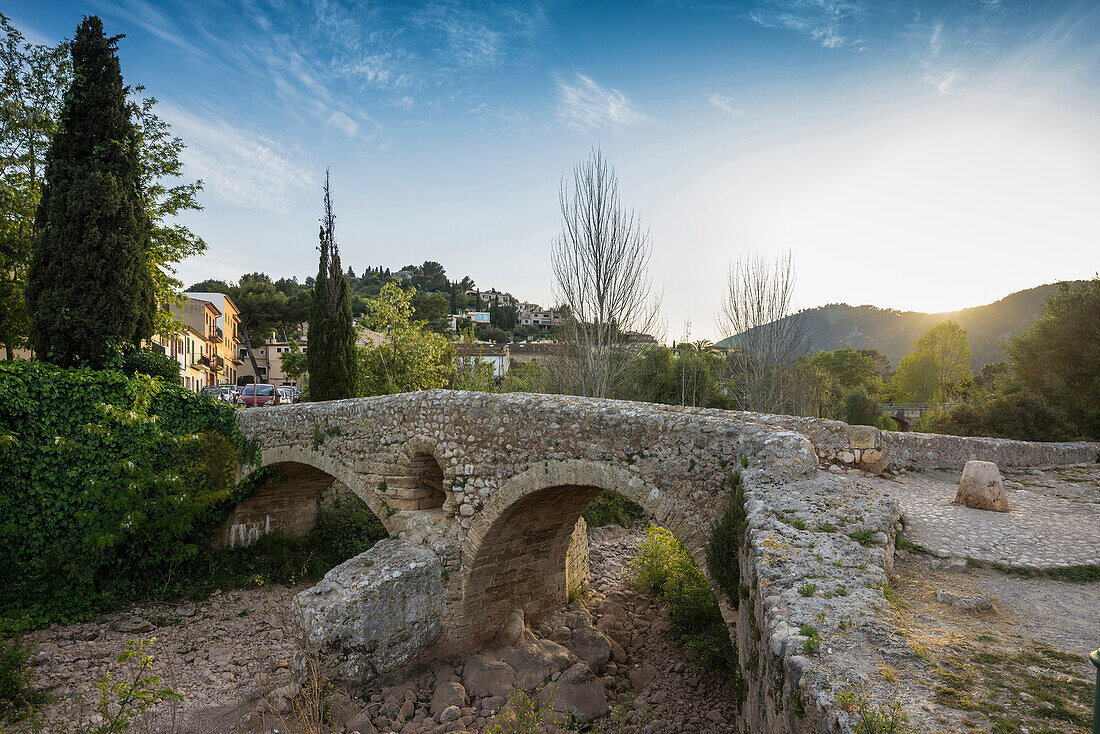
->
[232,390,1098,733]
[233,390,817,656]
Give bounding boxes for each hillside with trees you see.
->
[717,282,1082,371]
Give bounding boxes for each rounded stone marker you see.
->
[953,460,1009,512]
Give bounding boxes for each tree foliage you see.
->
[1006,277,1100,438]
[359,282,452,395]
[893,321,972,404]
[2,15,205,354]
[225,272,286,378]
[27,16,154,367]
[306,171,358,400]
[920,391,1075,442]
[0,360,252,629]
[0,14,69,358]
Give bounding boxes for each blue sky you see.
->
[14,0,1100,339]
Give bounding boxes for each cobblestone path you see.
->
[869,464,1100,569]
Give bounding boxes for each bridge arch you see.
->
[456,459,717,645]
[386,436,452,512]
[225,446,397,547]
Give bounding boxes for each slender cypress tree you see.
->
[26,16,154,367]
[307,170,358,400]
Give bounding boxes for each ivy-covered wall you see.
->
[0,360,255,631]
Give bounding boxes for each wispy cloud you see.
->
[748,0,867,49]
[156,104,313,213]
[95,0,207,58]
[414,3,505,68]
[326,111,360,137]
[709,92,744,117]
[925,68,961,94]
[556,73,648,131]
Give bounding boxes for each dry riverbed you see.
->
[16,526,738,733]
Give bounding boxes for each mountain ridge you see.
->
[716,282,1081,371]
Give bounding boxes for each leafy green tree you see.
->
[0,14,69,359]
[359,282,452,395]
[306,171,357,400]
[921,392,1075,442]
[132,92,207,336]
[1006,278,1100,437]
[489,303,517,331]
[841,386,882,426]
[27,16,154,367]
[810,348,877,391]
[893,321,972,404]
[411,290,449,332]
[222,273,286,379]
[279,339,308,389]
[2,17,205,353]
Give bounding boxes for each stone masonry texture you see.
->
[234,390,1100,733]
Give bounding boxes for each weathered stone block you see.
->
[537,662,608,723]
[954,460,1009,512]
[293,538,444,687]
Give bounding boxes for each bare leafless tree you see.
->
[549,148,662,398]
[719,251,806,413]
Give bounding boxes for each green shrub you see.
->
[920,392,1075,442]
[630,525,682,594]
[119,349,180,383]
[0,638,48,720]
[582,490,646,528]
[842,386,884,427]
[0,360,254,630]
[630,526,737,678]
[706,470,746,608]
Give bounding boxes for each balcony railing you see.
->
[209,326,223,343]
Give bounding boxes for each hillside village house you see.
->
[156,297,222,389]
[448,311,491,331]
[237,326,384,388]
[517,307,563,332]
[185,292,244,386]
[455,342,508,378]
[465,289,515,307]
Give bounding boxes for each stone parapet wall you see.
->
[734,412,1099,473]
[734,468,901,733]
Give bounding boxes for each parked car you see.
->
[202,386,234,403]
[237,383,281,407]
[277,386,296,404]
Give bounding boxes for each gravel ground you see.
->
[14,526,740,733]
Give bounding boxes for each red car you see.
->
[237,383,281,407]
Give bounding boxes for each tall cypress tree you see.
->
[307,170,358,400]
[26,16,154,367]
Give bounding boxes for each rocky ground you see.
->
[17,526,738,733]
[882,548,1098,733]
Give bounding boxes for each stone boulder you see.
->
[936,589,993,611]
[293,538,444,687]
[430,681,468,718]
[565,626,611,673]
[953,460,1009,512]
[499,637,576,689]
[462,653,517,698]
[537,663,608,723]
